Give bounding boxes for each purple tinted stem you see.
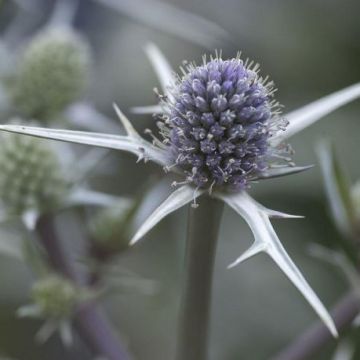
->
[36,214,131,360]
[272,292,360,360]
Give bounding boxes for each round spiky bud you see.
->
[160,55,289,191]
[0,129,67,215]
[90,201,133,258]
[10,28,90,121]
[31,275,79,319]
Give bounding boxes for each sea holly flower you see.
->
[1,47,360,337]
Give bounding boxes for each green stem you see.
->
[176,196,224,360]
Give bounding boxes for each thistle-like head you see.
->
[159,55,289,191]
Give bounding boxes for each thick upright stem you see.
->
[176,196,224,360]
[35,213,131,360]
[272,291,360,360]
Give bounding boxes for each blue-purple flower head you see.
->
[157,54,290,191]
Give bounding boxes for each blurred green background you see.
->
[0,0,359,359]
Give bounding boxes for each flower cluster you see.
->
[17,274,92,346]
[159,55,289,191]
[9,28,90,121]
[31,275,79,319]
[0,128,67,215]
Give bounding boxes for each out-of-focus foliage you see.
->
[90,200,135,257]
[351,182,360,226]
[317,142,360,266]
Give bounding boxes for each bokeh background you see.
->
[0,0,359,359]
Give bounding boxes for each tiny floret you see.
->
[158,54,289,191]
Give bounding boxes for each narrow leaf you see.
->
[145,43,175,95]
[65,188,131,208]
[217,191,338,337]
[272,82,360,145]
[249,198,304,219]
[94,0,228,48]
[113,103,142,138]
[317,140,355,237]
[263,209,304,219]
[130,185,203,245]
[131,44,174,115]
[309,244,360,298]
[332,339,355,360]
[59,320,73,348]
[36,321,57,344]
[254,165,314,180]
[22,210,39,231]
[17,304,42,318]
[131,105,162,115]
[0,124,168,166]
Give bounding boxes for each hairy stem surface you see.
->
[272,292,360,360]
[176,196,224,360]
[36,213,131,360]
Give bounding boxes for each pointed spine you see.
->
[217,191,338,337]
[130,185,203,245]
[113,103,142,139]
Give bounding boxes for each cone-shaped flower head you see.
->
[0,128,67,215]
[161,55,289,191]
[10,28,90,121]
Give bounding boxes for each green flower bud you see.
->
[0,128,67,215]
[10,28,90,121]
[31,275,78,319]
[90,201,134,257]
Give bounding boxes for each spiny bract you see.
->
[158,55,290,191]
[0,130,66,214]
